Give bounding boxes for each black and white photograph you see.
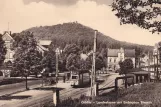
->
[0,0,161,107]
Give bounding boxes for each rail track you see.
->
[3,74,120,107]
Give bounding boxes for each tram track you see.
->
[3,74,120,107]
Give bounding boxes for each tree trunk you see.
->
[26,75,28,90]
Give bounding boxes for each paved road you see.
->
[0,79,42,96]
[0,73,121,107]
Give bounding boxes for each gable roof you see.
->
[124,49,135,57]
[107,48,135,57]
[107,49,120,57]
[37,43,48,52]
[2,31,14,41]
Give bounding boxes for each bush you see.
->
[0,78,25,85]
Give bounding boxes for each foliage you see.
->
[66,53,80,71]
[24,22,153,54]
[64,44,91,71]
[119,58,134,75]
[41,50,56,73]
[111,0,161,33]
[96,56,106,70]
[64,44,105,72]
[12,31,43,76]
[0,34,7,66]
[0,78,25,86]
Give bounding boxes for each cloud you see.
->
[23,0,78,6]
[23,0,113,6]
[0,0,160,46]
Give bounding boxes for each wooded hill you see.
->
[23,22,153,53]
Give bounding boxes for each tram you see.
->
[70,70,91,88]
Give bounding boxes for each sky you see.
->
[0,0,161,46]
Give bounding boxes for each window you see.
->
[109,65,112,69]
[9,52,13,59]
[109,58,112,62]
[72,76,77,79]
[114,58,116,63]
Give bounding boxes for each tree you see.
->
[119,58,134,75]
[66,53,80,71]
[41,50,56,73]
[0,34,7,66]
[63,44,80,56]
[112,0,161,33]
[64,44,80,71]
[95,57,105,71]
[13,31,43,89]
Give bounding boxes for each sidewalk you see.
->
[0,82,71,107]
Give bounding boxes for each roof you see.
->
[37,43,48,51]
[2,31,14,41]
[124,49,135,57]
[39,40,52,46]
[107,49,120,57]
[107,48,135,57]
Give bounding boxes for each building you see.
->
[107,47,135,71]
[0,31,52,77]
[37,40,52,56]
[2,31,15,62]
[141,44,161,72]
[1,32,52,63]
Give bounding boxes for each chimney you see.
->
[10,31,11,35]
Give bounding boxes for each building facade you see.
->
[1,32,52,63]
[2,31,15,62]
[107,47,135,71]
[0,31,52,77]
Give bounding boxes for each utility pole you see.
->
[154,54,156,76]
[157,49,159,81]
[91,30,97,102]
[55,48,60,84]
[8,22,10,32]
[148,52,150,72]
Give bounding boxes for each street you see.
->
[0,79,42,96]
[0,73,121,107]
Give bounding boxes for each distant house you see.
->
[141,44,160,71]
[2,31,15,62]
[38,40,52,48]
[107,47,135,71]
[37,40,52,56]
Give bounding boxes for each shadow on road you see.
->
[0,95,32,100]
[34,87,64,91]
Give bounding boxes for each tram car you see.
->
[70,70,91,88]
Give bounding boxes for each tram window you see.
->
[72,76,77,79]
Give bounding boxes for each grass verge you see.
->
[41,82,161,107]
